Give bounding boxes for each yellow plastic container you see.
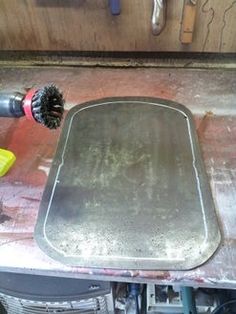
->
[0,149,16,177]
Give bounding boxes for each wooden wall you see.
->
[0,0,236,52]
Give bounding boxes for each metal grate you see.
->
[0,293,113,314]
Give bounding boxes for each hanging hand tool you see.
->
[0,84,64,129]
[109,0,121,15]
[180,0,198,44]
[152,0,167,35]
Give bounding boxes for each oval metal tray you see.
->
[35,97,221,270]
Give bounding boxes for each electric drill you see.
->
[0,84,64,176]
[0,84,64,129]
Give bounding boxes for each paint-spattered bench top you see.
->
[0,67,235,289]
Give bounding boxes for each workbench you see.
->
[0,66,235,289]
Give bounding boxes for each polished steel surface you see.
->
[35,97,221,270]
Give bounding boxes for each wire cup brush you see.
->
[0,84,64,129]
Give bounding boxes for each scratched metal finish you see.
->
[35,98,221,269]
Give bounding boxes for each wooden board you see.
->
[0,0,236,52]
[180,3,198,44]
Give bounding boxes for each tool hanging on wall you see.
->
[180,0,198,44]
[0,85,64,130]
[109,0,121,15]
[152,0,167,35]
